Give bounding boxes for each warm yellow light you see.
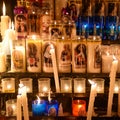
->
[3,2,6,16]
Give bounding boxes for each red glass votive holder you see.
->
[72,100,86,116]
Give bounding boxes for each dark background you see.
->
[0,0,17,21]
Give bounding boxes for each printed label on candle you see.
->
[40,15,50,39]
[87,41,101,73]
[11,40,26,72]
[42,41,56,73]
[72,42,87,73]
[15,14,27,37]
[57,41,71,73]
[26,39,41,72]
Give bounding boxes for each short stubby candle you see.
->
[72,100,86,116]
[32,99,47,116]
[47,100,59,116]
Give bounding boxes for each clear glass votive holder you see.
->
[74,78,86,93]
[60,77,72,93]
[19,78,33,93]
[92,78,105,93]
[32,99,47,116]
[72,100,86,116]
[1,78,15,93]
[6,99,17,116]
[38,78,50,93]
[46,100,59,116]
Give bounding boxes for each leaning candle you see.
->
[107,56,118,116]
[1,2,10,39]
[21,86,29,120]
[50,45,60,93]
[87,80,97,120]
[118,84,120,116]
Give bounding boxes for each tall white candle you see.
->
[22,86,29,120]
[50,45,60,93]
[107,57,118,116]
[1,2,10,39]
[118,85,120,116]
[17,94,22,120]
[87,80,97,120]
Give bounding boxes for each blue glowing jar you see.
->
[32,100,47,116]
[47,100,59,116]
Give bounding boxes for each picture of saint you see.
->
[43,43,53,67]
[51,28,61,39]
[27,43,39,67]
[74,44,87,66]
[61,44,71,62]
[15,14,27,32]
[94,45,101,68]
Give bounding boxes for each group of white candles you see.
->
[87,56,119,120]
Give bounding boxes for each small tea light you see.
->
[6,99,17,116]
[72,100,86,116]
[1,78,15,93]
[32,96,47,116]
[19,78,33,93]
[92,78,105,93]
[60,77,72,93]
[38,78,50,93]
[74,78,86,93]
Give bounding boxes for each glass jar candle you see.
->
[38,78,50,93]
[1,78,15,93]
[74,78,86,93]
[72,100,86,116]
[32,99,47,116]
[19,78,33,93]
[11,39,26,72]
[57,36,71,73]
[26,35,42,72]
[72,36,87,73]
[87,36,102,73]
[60,77,72,93]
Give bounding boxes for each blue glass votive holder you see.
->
[47,100,59,116]
[32,100,47,116]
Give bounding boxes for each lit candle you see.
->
[47,100,59,116]
[72,100,86,116]
[50,45,60,93]
[32,96,47,116]
[1,2,10,39]
[11,41,26,72]
[107,56,118,116]
[26,35,41,72]
[48,89,51,102]
[87,80,97,120]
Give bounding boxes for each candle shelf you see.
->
[0,72,119,118]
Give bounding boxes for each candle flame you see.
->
[106,52,110,56]
[36,95,41,103]
[88,79,96,86]
[3,2,6,16]
[113,55,117,61]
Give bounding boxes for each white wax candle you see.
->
[87,80,97,120]
[102,55,113,73]
[107,58,118,116]
[50,46,60,93]
[20,86,29,120]
[17,95,22,120]
[1,2,10,38]
[118,86,120,116]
